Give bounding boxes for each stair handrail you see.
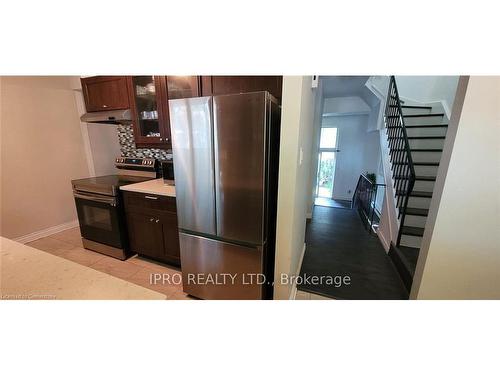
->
[352,174,386,234]
[384,76,416,246]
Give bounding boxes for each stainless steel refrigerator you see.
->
[169,91,281,300]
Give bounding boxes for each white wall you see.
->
[395,76,459,117]
[85,123,121,175]
[0,77,91,239]
[307,79,324,218]
[323,96,370,116]
[321,115,380,201]
[274,76,315,300]
[412,76,500,299]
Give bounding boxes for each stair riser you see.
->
[402,107,432,115]
[413,180,435,191]
[408,138,445,149]
[411,151,443,163]
[414,165,439,175]
[404,214,427,228]
[407,196,431,209]
[406,127,448,137]
[400,234,422,248]
[404,116,445,126]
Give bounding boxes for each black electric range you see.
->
[71,157,159,260]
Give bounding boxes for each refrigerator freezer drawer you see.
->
[180,232,264,300]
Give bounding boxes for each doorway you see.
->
[314,127,348,208]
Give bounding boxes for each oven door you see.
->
[74,191,125,249]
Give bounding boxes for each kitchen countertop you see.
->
[120,178,176,197]
[0,237,165,300]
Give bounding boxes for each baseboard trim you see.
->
[377,228,390,253]
[13,220,79,244]
[289,243,307,300]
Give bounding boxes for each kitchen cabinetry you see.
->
[201,76,283,101]
[128,76,201,148]
[81,76,130,112]
[123,191,180,265]
[166,76,201,99]
[127,76,170,148]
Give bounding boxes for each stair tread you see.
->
[398,246,420,271]
[405,207,429,216]
[388,244,415,291]
[393,161,440,166]
[396,190,433,198]
[404,113,445,118]
[395,175,436,181]
[388,136,446,139]
[399,105,433,109]
[388,113,444,118]
[387,124,448,128]
[391,148,443,152]
[402,226,425,237]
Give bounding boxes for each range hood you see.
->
[80,109,132,125]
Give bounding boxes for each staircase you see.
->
[384,76,448,291]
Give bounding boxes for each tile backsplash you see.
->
[117,124,172,161]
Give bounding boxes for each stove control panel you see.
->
[115,157,157,170]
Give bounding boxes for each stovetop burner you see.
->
[72,174,154,196]
[72,157,159,196]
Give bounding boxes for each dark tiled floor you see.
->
[298,206,408,300]
[314,197,351,209]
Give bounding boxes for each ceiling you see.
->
[320,76,370,98]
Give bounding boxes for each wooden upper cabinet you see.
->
[202,76,283,101]
[81,76,130,112]
[166,76,201,100]
[127,76,170,148]
[127,76,201,148]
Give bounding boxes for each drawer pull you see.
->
[155,219,160,223]
[144,195,158,200]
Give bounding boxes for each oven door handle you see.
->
[74,192,117,206]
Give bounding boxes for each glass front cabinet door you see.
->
[128,76,170,147]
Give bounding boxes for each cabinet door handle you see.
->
[102,104,108,108]
[155,219,160,223]
[144,195,158,200]
[160,137,163,141]
[150,218,154,222]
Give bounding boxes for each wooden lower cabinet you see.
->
[126,211,165,260]
[123,192,180,266]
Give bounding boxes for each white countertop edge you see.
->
[120,178,176,198]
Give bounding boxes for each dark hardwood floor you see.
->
[298,205,408,299]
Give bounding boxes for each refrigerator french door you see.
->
[170,92,280,300]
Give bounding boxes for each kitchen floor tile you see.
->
[48,227,83,247]
[60,247,105,267]
[310,293,333,300]
[128,256,181,274]
[24,232,195,300]
[90,256,143,280]
[295,291,312,300]
[125,267,182,296]
[27,237,76,256]
[167,290,195,300]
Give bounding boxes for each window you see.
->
[316,127,339,198]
